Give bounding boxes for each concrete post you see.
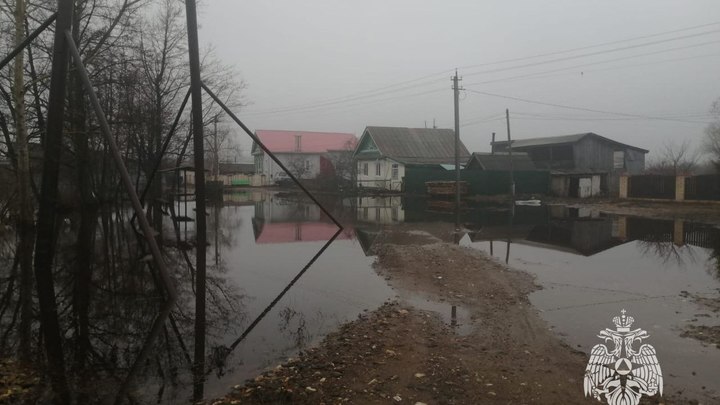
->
[675,175,685,202]
[619,175,628,199]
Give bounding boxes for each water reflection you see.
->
[353,196,720,400]
[0,191,393,404]
[4,191,720,403]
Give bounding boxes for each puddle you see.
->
[402,294,474,336]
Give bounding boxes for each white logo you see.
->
[584,309,663,405]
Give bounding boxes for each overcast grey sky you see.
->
[197,0,720,159]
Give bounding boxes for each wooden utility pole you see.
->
[506,109,515,197]
[452,70,462,226]
[214,117,219,181]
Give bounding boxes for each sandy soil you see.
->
[212,224,697,405]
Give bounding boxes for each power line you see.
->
[240,21,720,117]
[462,29,720,78]
[465,43,720,86]
[457,21,720,70]
[246,87,446,118]
[242,76,447,116]
[465,89,712,125]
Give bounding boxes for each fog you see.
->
[198,0,720,159]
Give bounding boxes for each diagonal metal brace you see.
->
[63,31,177,403]
[0,12,57,71]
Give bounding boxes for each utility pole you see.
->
[214,117,219,181]
[506,109,515,197]
[452,70,462,229]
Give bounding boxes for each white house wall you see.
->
[261,153,321,185]
[356,158,405,191]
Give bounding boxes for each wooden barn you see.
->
[492,133,647,197]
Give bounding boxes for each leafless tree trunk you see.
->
[13,0,35,363]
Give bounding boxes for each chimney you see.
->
[491,132,496,155]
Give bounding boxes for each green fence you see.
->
[404,167,549,195]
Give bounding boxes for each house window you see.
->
[613,151,625,169]
[363,162,368,176]
[391,164,399,180]
[362,207,369,220]
[304,160,310,170]
[375,208,380,221]
[255,155,263,173]
[375,162,381,176]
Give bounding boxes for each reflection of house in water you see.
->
[468,205,623,256]
[356,196,404,224]
[523,206,624,256]
[252,197,352,243]
[469,204,720,258]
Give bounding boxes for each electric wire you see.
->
[465,43,720,86]
[465,89,712,125]
[241,21,720,117]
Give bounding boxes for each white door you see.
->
[579,178,592,198]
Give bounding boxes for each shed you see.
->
[465,152,536,171]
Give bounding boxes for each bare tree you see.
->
[286,155,312,180]
[704,98,720,172]
[645,139,699,175]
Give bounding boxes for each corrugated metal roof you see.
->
[492,132,648,152]
[467,152,536,171]
[363,126,470,165]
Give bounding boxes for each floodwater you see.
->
[149,191,397,402]
[461,205,720,401]
[2,191,720,403]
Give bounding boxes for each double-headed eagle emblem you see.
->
[584,309,663,405]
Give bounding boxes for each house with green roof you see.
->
[353,126,470,191]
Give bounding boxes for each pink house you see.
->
[252,130,356,185]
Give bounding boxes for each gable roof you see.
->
[356,126,470,165]
[492,132,648,153]
[253,130,356,154]
[466,152,537,171]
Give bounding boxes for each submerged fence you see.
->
[621,174,720,202]
[404,168,549,195]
